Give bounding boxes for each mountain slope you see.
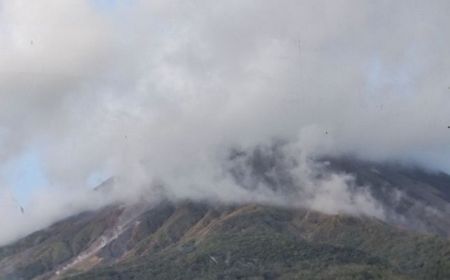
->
[325,158,450,236]
[2,158,450,279]
[2,201,450,280]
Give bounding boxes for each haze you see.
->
[0,0,449,245]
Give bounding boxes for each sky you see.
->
[1,0,119,205]
[1,0,450,245]
[4,149,47,204]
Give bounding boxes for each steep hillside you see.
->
[3,158,450,279]
[325,158,450,236]
[2,201,450,280]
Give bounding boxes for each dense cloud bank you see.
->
[0,0,450,245]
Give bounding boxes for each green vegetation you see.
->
[65,205,450,280]
[2,203,450,279]
[0,206,122,280]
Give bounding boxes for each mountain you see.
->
[2,158,450,279]
[324,157,450,237]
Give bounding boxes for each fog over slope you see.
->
[1,0,450,245]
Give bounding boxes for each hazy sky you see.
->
[1,0,450,244]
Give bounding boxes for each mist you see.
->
[1,0,450,245]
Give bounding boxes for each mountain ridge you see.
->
[3,158,450,279]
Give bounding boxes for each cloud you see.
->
[0,185,115,245]
[0,0,449,244]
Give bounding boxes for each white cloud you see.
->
[0,0,449,244]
